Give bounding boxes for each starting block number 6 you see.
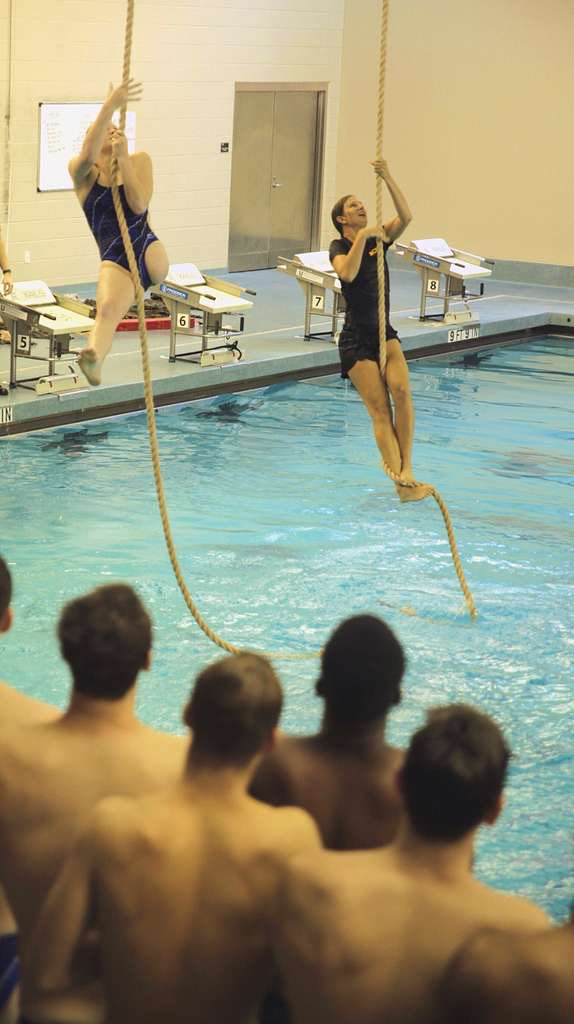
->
[177,313,192,329]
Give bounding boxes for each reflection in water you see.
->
[41,428,109,455]
[196,399,264,422]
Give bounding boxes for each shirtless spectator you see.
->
[273,704,550,1024]
[440,913,573,1024]
[26,652,320,1024]
[0,583,186,1024]
[251,614,405,850]
[0,554,57,726]
[0,555,58,1023]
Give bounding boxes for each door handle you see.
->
[272,177,284,189]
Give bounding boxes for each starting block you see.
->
[35,367,83,395]
[0,280,94,391]
[395,238,493,325]
[277,252,344,341]
[154,264,255,366]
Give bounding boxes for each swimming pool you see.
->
[1,335,573,918]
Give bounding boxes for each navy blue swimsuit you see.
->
[82,177,158,290]
[0,933,19,1013]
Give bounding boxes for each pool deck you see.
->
[1,260,573,437]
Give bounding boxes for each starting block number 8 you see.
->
[426,277,440,294]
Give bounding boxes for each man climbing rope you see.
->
[330,160,430,503]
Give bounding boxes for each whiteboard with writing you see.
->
[37,103,136,192]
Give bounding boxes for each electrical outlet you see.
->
[24,250,31,263]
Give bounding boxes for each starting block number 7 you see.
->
[311,294,325,311]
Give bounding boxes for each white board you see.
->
[412,238,454,258]
[166,263,206,287]
[10,280,56,306]
[294,251,335,274]
[37,103,136,193]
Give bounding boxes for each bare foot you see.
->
[77,348,102,386]
[396,481,432,503]
[0,329,10,345]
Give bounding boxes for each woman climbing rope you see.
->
[105,0,476,636]
[330,160,430,503]
[69,80,169,385]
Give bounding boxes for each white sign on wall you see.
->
[37,103,136,193]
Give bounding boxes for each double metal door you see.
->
[228,89,323,272]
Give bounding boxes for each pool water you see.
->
[1,335,573,918]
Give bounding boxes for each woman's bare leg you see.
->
[78,263,135,386]
[385,339,416,482]
[78,239,168,386]
[144,239,169,285]
[349,358,430,503]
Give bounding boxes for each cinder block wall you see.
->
[0,0,345,286]
[336,0,574,267]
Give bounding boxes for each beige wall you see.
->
[0,0,345,286]
[335,0,574,266]
[2,0,571,285]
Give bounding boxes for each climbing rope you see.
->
[111,0,475,639]
[110,0,319,659]
[375,0,389,378]
[375,0,477,620]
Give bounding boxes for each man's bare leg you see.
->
[349,360,430,502]
[78,263,135,386]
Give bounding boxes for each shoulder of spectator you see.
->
[440,923,551,1024]
[500,890,553,931]
[439,928,509,1021]
[142,723,188,760]
[0,680,59,726]
[249,734,297,804]
[81,795,140,859]
[276,804,322,852]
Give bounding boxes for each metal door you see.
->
[228,89,323,272]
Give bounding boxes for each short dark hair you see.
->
[0,555,12,619]
[402,704,512,842]
[317,615,404,724]
[58,584,152,700]
[331,194,352,235]
[185,653,283,766]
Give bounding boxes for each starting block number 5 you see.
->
[426,277,440,294]
[177,313,193,329]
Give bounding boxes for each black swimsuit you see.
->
[329,236,399,379]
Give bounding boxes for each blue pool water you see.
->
[1,335,573,918]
